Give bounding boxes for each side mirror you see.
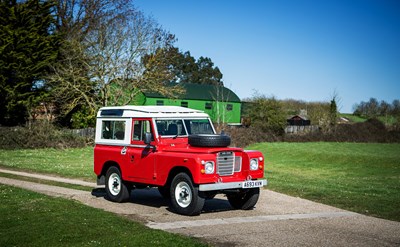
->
[144,132,152,145]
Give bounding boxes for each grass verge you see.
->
[247,142,400,221]
[0,184,208,247]
[0,172,93,191]
[0,147,94,181]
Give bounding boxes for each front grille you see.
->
[217,151,235,176]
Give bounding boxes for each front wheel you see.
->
[170,173,205,216]
[105,166,130,203]
[227,187,260,210]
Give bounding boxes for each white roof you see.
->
[97,105,210,118]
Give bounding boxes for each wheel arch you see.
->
[164,166,194,187]
[97,161,121,185]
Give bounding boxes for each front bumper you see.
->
[198,179,267,191]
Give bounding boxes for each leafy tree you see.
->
[194,56,223,85]
[246,93,286,134]
[0,0,59,126]
[142,46,223,86]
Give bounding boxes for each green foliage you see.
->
[0,0,59,126]
[248,142,400,221]
[0,185,208,247]
[245,94,286,134]
[71,106,96,128]
[142,47,223,86]
[329,98,337,127]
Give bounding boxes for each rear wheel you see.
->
[170,173,205,216]
[105,166,130,202]
[227,187,260,210]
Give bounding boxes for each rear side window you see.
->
[101,121,125,140]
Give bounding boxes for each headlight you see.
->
[204,161,215,174]
[250,158,258,170]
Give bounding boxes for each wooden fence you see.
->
[284,125,319,134]
[66,128,96,138]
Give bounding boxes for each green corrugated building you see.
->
[134,83,241,124]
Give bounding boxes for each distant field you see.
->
[247,142,400,221]
[340,113,397,125]
[339,113,366,123]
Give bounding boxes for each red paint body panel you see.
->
[94,142,264,186]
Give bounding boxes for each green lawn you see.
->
[1,143,399,222]
[247,142,400,221]
[0,184,207,247]
[0,147,95,181]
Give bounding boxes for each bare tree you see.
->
[48,1,178,124]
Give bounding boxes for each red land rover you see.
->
[94,105,267,215]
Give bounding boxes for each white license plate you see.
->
[242,180,263,188]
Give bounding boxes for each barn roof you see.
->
[287,115,309,120]
[143,83,241,103]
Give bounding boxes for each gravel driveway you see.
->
[1,168,399,246]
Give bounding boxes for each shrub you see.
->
[224,126,282,148]
[0,122,86,149]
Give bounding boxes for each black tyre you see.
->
[188,134,231,147]
[105,166,130,203]
[227,187,260,210]
[170,173,205,216]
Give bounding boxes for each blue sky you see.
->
[136,0,400,113]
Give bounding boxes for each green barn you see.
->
[135,83,241,124]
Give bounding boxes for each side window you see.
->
[132,120,153,141]
[102,120,125,140]
[205,102,212,110]
[226,104,233,111]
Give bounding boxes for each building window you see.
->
[181,101,188,107]
[205,102,212,110]
[156,100,164,106]
[226,104,233,111]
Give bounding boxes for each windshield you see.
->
[156,119,214,137]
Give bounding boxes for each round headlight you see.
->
[250,159,258,170]
[205,161,215,174]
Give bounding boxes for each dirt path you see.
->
[1,168,399,246]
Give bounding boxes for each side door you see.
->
[125,119,156,183]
